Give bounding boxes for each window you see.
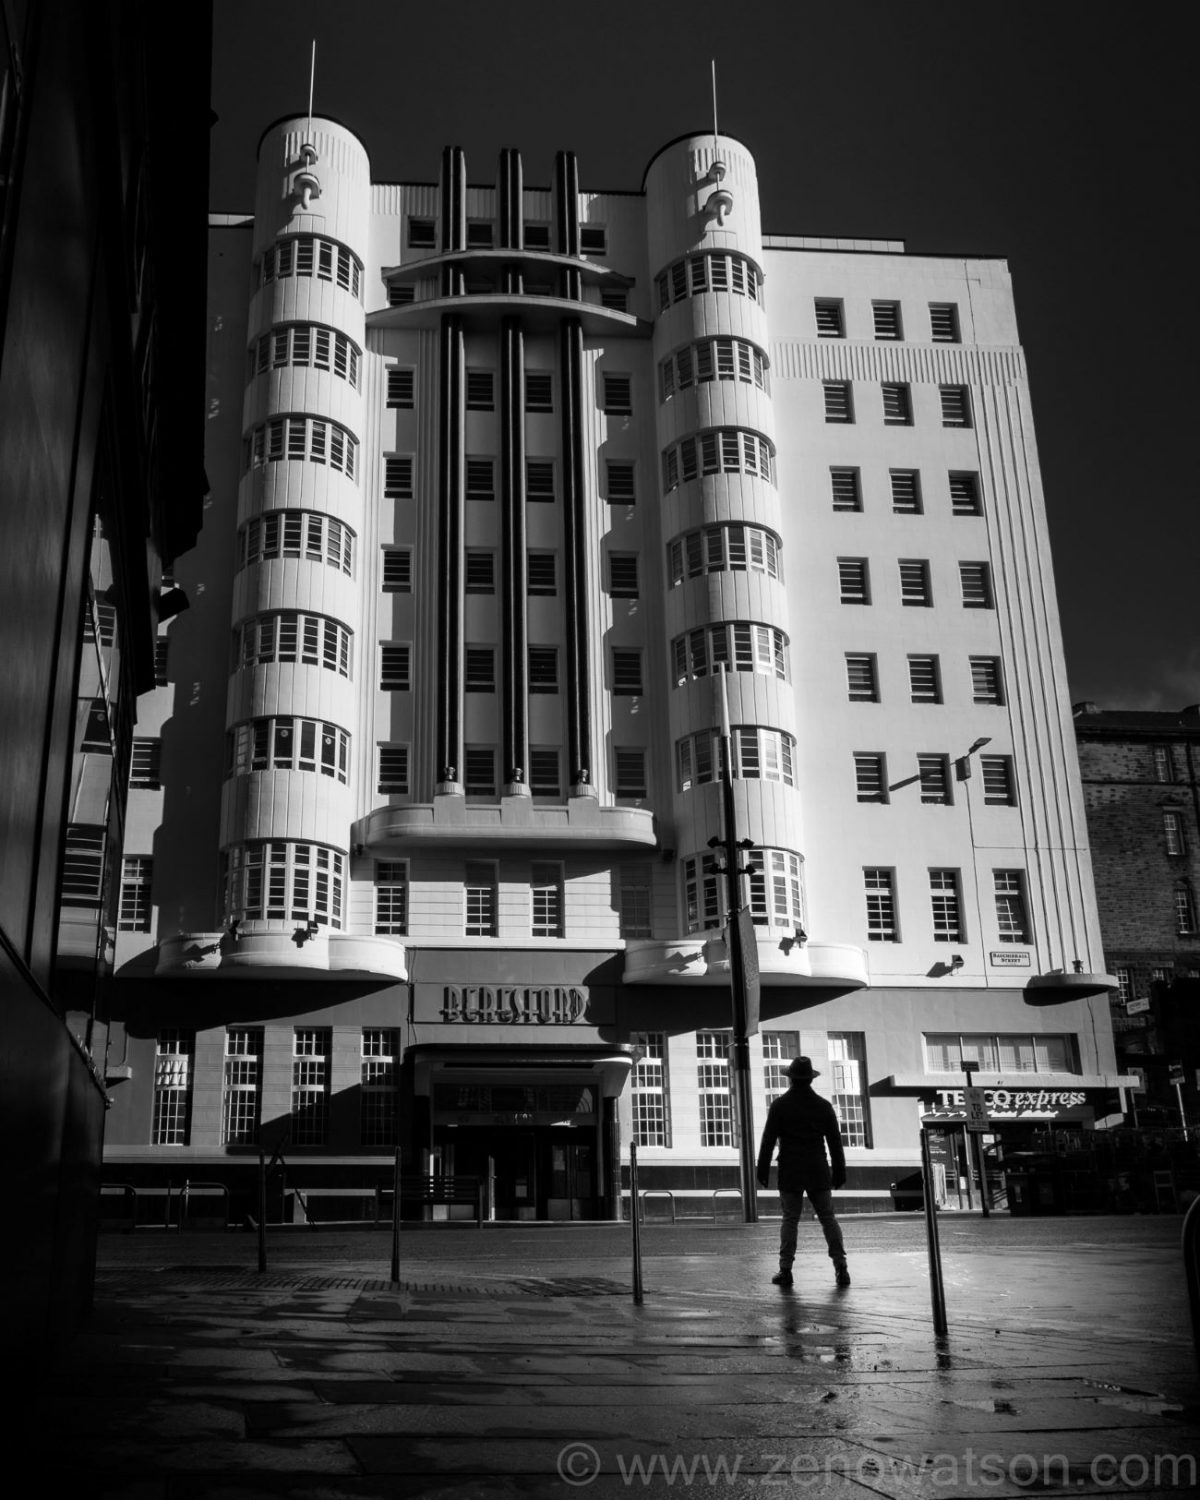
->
[466,646,495,692]
[930,869,963,941]
[908,655,941,704]
[380,644,411,691]
[677,728,796,790]
[865,868,898,941]
[130,738,162,789]
[531,862,563,937]
[660,338,768,397]
[631,1033,670,1144]
[614,747,647,798]
[387,284,415,307]
[530,748,561,797]
[382,548,411,593]
[152,1031,193,1146]
[815,299,844,337]
[361,1029,399,1146]
[226,718,350,782]
[605,460,636,503]
[466,457,494,500]
[1176,887,1196,935]
[222,1029,262,1145]
[408,218,436,248]
[118,856,153,931]
[929,303,959,342]
[669,622,790,686]
[827,1033,871,1148]
[528,552,556,595]
[899,559,932,606]
[374,862,408,935]
[981,755,1016,806]
[526,372,553,412]
[824,381,853,423]
[465,747,497,796]
[660,429,775,490]
[657,251,762,307]
[526,458,555,501]
[1114,968,1133,1004]
[603,374,632,414]
[61,825,106,907]
[762,1032,800,1107]
[387,368,414,408]
[580,225,607,255]
[940,385,971,427]
[619,867,653,939]
[524,223,551,250]
[465,861,498,936]
[854,753,888,803]
[466,370,494,410]
[244,415,358,479]
[890,470,922,514]
[154,638,169,686]
[235,613,353,677]
[882,382,912,425]
[1165,811,1188,856]
[223,842,345,929]
[466,220,493,249]
[683,853,722,933]
[949,472,982,516]
[831,467,862,512]
[1154,746,1175,783]
[919,754,953,805]
[465,550,495,594]
[838,558,870,604]
[994,870,1029,943]
[384,455,414,499]
[925,1033,1078,1075]
[668,525,782,585]
[872,301,902,340]
[612,649,643,696]
[748,849,804,931]
[252,325,361,386]
[292,1029,330,1146]
[378,745,410,795]
[697,1032,734,1147]
[608,553,639,598]
[970,656,1004,705]
[959,561,993,608]
[600,287,627,311]
[846,654,879,703]
[239,513,355,575]
[528,646,558,694]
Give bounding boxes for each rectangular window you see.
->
[382,548,411,593]
[930,870,963,942]
[466,220,494,249]
[603,374,632,414]
[881,382,912,425]
[464,549,495,594]
[994,870,1030,943]
[614,747,647,798]
[61,825,106,906]
[580,225,607,255]
[697,1032,734,1147]
[919,754,953,805]
[619,868,653,939]
[387,368,415,408]
[1165,811,1188,856]
[530,748,561,797]
[899,558,932,606]
[531,862,563,938]
[940,385,972,428]
[828,1033,871,1149]
[908,655,941,704]
[526,458,555,501]
[465,746,497,796]
[959,561,993,608]
[291,1029,330,1146]
[130,738,162,789]
[465,646,495,692]
[524,223,551,250]
[408,218,436,248]
[380,643,411,691]
[528,552,557,595]
[361,1029,399,1146]
[830,467,862,511]
[152,1031,194,1146]
[865,868,898,942]
[387,284,415,307]
[222,1029,262,1145]
[890,469,922,514]
[384,455,414,499]
[632,1033,670,1145]
[872,301,902,340]
[525,371,554,412]
[838,557,870,604]
[846,653,879,702]
[854,753,888,803]
[465,861,498,937]
[154,638,169,686]
[612,648,643,696]
[1176,888,1196,935]
[981,755,1016,805]
[762,1031,800,1107]
[1154,746,1175,783]
[118,856,153,931]
[528,646,558,694]
[970,656,1004,705]
[466,369,494,410]
[949,471,982,516]
[378,745,410,795]
[608,553,639,598]
[600,287,627,311]
[824,381,853,423]
[374,862,408,936]
[466,457,495,500]
[814,299,844,337]
[929,303,960,342]
[1114,968,1133,1004]
[606,461,636,503]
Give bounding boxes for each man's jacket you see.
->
[756,1083,846,1193]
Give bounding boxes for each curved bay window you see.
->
[671,622,789,685]
[683,847,804,934]
[226,717,350,783]
[222,841,345,929]
[668,523,782,585]
[677,727,795,790]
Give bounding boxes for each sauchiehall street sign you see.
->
[440,985,589,1024]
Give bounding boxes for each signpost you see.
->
[961,1063,991,1216]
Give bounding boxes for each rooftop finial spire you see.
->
[306,39,316,142]
[712,58,719,149]
[705,58,732,219]
[295,39,321,208]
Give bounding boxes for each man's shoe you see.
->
[834,1262,851,1288]
[771,1269,794,1288]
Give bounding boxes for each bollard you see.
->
[390,1143,402,1284]
[920,1127,948,1335]
[257,1144,268,1273]
[629,1141,644,1304]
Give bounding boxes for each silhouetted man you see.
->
[756,1056,850,1288]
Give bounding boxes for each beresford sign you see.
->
[440,984,588,1024]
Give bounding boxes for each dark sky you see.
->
[210,0,1197,712]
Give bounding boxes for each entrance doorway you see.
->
[442,1126,598,1220]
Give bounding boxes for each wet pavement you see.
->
[16,1215,1200,1496]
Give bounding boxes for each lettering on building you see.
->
[440,985,588,1024]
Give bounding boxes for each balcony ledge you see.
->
[368,294,649,338]
[154,932,407,980]
[622,936,868,989]
[361,794,657,853]
[1023,970,1118,1004]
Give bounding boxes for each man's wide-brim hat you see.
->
[786,1056,820,1080]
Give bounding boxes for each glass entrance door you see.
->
[544,1130,597,1220]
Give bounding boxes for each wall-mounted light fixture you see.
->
[949,953,965,972]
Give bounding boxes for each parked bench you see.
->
[376,1175,483,1226]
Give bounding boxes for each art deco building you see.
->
[105,114,1129,1220]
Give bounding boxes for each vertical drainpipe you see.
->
[499,149,528,790]
[436,147,466,786]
